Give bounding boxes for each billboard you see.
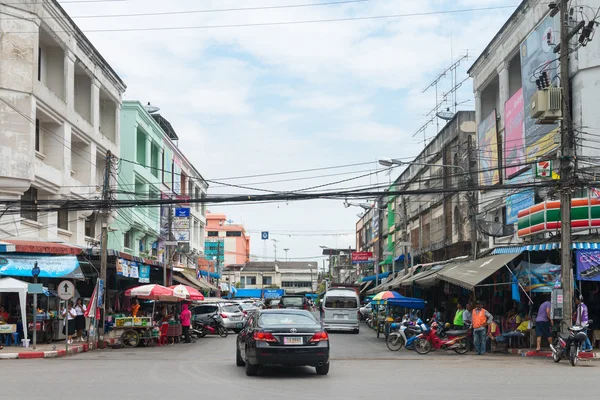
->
[505,169,535,225]
[520,14,560,162]
[478,109,500,186]
[513,261,561,293]
[351,251,373,264]
[576,250,600,281]
[504,88,526,178]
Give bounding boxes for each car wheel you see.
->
[236,344,245,367]
[315,362,330,375]
[353,328,360,334]
[245,353,259,376]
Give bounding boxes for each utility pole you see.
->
[283,248,289,261]
[272,239,279,261]
[467,137,478,260]
[402,196,409,274]
[99,150,112,344]
[559,0,573,329]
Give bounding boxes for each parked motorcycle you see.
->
[192,314,228,338]
[27,319,54,344]
[550,323,591,366]
[386,317,426,351]
[414,321,470,354]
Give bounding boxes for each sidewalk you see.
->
[0,338,119,360]
[506,348,600,359]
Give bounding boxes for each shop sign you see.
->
[129,262,139,279]
[0,254,83,279]
[518,197,600,237]
[174,230,190,241]
[175,207,190,217]
[351,251,373,263]
[174,218,190,229]
[139,265,150,283]
[535,160,553,177]
[576,249,600,281]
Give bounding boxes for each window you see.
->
[281,281,312,288]
[258,313,317,326]
[85,212,97,238]
[207,231,219,237]
[281,297,305,307]
[35,119,40,152]
[226,231,242,237]
[324,296,358,309]
[262,276,272,285]
[243,276,256,285]
[124,230,132,249]
[20,187,38,221]
[57,206,69,230]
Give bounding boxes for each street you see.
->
[3,325,600,400]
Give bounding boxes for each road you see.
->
[3,324,600,399]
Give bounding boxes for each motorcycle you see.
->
[550,322,591,367]
[414,321,470,355]
[386,317,426,351]
[192,314,228,338]
[27,319,54,344]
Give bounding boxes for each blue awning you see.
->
[492,242,600,255]
[198,270,221,279]
[234,289,263,298]
[361,272,391,282]
[394,253,411,262]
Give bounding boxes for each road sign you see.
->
[175,207,191,217]
[58,280,75,300]
[261,231,269,240]
[174,218,190,229]
[28,284,44,294]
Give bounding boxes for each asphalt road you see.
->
[3,324,600,399]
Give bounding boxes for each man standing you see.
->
[535,299,553,352]
[575,295,593,352]
[472,301,493,355]
[463,303,473,328]
[453,302,464,330]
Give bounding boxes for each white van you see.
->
[321,287,360,333]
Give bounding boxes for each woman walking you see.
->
[62,301,77,344]
[74,298,87,342]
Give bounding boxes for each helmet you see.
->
[445,322,451,329]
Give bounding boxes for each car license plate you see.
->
[236,323,243,328]
[231,316,240,320]
[334,314,348,320]
[284,337,303,345]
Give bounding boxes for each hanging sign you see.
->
[535,160,552,177]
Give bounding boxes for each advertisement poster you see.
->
[513,261,561,292]
[520,15,560,162]
[174,229,190,241]
[505,170,535,225]
[478,109,500,186]
[0,255,84,279]
[352,251,373,264]
[504,88,526,178]
[576,250,600,281]
[173,159,182,195]
[129,262,139,279]
[139,265,150,283]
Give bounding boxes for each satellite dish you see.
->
[436,108,454,121]
[144,102,160,114]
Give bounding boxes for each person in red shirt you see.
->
[0,306,9,322]
[180,303,192,343]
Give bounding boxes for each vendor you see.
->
[131,299,140,317]
[0,306,9,323]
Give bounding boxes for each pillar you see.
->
[64,50,75,108]
[496,61,510,131]
[92,79,101,132]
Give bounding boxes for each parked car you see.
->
[359,303,373,320]
[236,309,330,376]
[279,295,309,310]
[190,303,246,332]
[239,302,259,317]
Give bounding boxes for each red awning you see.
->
[1,240,82,256]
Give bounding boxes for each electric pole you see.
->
[559,0,573,329]
[402,196,409,274]
[467,137,478,260]
[99,150,112,344]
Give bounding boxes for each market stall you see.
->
[0,278,29,346]
[371,291,425,338]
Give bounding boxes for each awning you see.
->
[361,272,390,282]
[360,280,374,293]
[179,268,218,292]
[0,241,16,253]
[400,264,446,287]
[492,242,600,255]
[437,253,521,290]
[379,257,393,266]
[0,254,85,279]
[173,275,203,290]
[198,269,221,279]
[394,253,411,262]
[0,240,82,255]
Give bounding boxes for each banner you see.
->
[139,265,150,283]
[0,255,84,279]
[576,250,600,281]
[513,261,561,292]
[504,88,526,178]
[352,251,373,264]
[478,110,500,186]
[505,170,535,225]
[129,262,139,279]
[520,14,560,162]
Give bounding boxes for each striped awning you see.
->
[492,242,600,255]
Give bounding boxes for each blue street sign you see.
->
[261,231,269,240]
[175,207,191,217]
[98,279,104,305]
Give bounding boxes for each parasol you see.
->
[124,284,185,302]
[168,284,205,301]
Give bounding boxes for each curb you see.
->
[507,348,600,359]
[0,338,119,360]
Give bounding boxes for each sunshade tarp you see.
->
[386,295,425,310]
[437,253,521,290]
[400,264,447,288]
[0,254,84,279]
[180,268,218,292]
[0,278,28,344]
[361,272,390,282]
[234,289,263,298]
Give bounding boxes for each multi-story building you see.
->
[204,212,250,268]
[222,261,318,293]
[0,0,125,249]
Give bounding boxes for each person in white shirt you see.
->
[62,301,77,344]
[73,298,87,342]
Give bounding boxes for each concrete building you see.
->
[467,0,600,249]
[204,212,250,268]
[0,0,125,247]
[223,261,318,293]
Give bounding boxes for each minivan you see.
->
[321,287,360,333]
[279,295,308,310]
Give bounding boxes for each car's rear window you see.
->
[259,313,316,326]
[240,304,254,310]
[223,305,241,313]
[282,297,304,306]
[325,296,358,308]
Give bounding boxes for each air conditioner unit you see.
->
[530,87,562,120]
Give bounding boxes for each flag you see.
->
[592,187,600,199]
[85,282,97,318]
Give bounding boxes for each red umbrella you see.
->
[168,284,205,301]
[125,284,185,302]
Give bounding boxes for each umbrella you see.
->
[124,284,185,302]
[371,291,404,303]
[168,284,205,301]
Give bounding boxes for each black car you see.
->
[278,295,308,310]
[236,309,330,376]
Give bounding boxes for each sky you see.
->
[60,0,519,263]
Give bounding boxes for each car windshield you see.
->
[282,297,304,306]
[325,296,358,308]
[240,304,254,310]
[223,305,241,313]
[259,312,316,326]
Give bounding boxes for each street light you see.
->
[31,262,40,350]
[283,248,289,261]
[378,157,464,172]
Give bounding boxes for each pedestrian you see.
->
[73,298,87,342]
[180,303,192,344]
[453,302,464,330]
[432,307,442,323]
[535,299,553,352]
[62,301,77,345]
[575,295,593,352]
[463,303,472,328]
[472,300,493,355]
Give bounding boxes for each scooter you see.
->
[414,321,470,354]
[386,317,427,351]
[550,323,591,366]
[193,314,228,338]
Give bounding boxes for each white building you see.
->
[223,262,319,293]
[467,0,600,249]
[0,0,125,247]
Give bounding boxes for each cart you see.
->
[114,317,157,348]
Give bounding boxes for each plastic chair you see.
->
[11,332,20,346]
[157,324,169,346]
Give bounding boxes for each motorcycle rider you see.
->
[575,295,593,352]
[472,301,493,355]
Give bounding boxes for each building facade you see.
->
[0,0,125,247]
[204,212,250,267]
[222,261,318,293]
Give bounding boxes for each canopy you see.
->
[386,295,425,310]
[394,253,411,262]
[0,254,84,279]
[371,291,403,303]
[124,284,185,302]
[0,277,28,343]
[169,285,205,301]
[179,268,219,292]
[361,272,390,282]
[400,264,447,287]
[438,253,521,290]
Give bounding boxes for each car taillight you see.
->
[243,311,248,316]
[254,331,278,342]
[278,304,283,308]
[220,313,228,319]
[309,331,329,343]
